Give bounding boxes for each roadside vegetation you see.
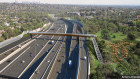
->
[69,7,140,78]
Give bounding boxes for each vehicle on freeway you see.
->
[69,60,72,68]
[7,60,12,63]
[30,53,33,57]
[21,60,25,63]
[46,50,49,53]
[50,28,55,30]
[35,70,39,74]
[49,40,54,44]
[36,44,38,46]
[18,44,21,48]
[84,56,87,60]
[47,60,50,63]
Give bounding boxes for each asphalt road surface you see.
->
[0,20,89,79]
[47,23,79,79]
[0,20,66,78]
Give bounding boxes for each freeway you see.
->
[28,28,65,79]
[71,21,89,79]
[47,23,79,79]
[0,19,90,79]
[0,20,66,78]
[65,24,79,79]
[78,37,88,79]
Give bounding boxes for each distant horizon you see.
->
[0,2,140,6]
[0,0,140,6]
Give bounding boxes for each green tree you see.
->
[2,32,8,39]
[101,29,111,40]
[127,33,135,40]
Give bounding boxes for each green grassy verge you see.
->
[86,39,100,74]
[96,31,127,41]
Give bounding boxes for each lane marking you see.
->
[46,37,66,79]
[30,24,67,79]
[17,25,61,78]
[29,36,61,79]
[0,23,51,56]
[41,38,64,79]
[0,47,30,73]
[0,23,53,64]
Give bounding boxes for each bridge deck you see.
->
[28,32,96,37]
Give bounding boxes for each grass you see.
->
[86,39,100,74]
[136,37,140,41]
[89,52,100,74]
[22,34,30,38]
[110,32,126,41]
[96,31,126,42]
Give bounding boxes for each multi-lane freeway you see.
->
[0,19,90,79]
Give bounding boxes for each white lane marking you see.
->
[0,23,51,56]
[0,23,53,72]
[46,37,66,79]
[41,39,63,79]
[77,38,82,79]
[17,26,61,78]
[30,24,66,79]
[29,36,61,79]
[0,47,30,73]
[0,23,52,64]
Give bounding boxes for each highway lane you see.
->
[47,23,79,79]
[0,24,57,77]
[0,23,51,60]
[27,27,66,79]
[0,31,51,72]
[29,21,67,79]
[0,23,54,68]
[77,25,88,79]
[30,36,65,79]
[65,24,79,79]
[78,37,88,79]
[45,21,74,79]
[0,20,65,78]
[47,39,66,79]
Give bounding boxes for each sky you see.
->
[0,0,140,5]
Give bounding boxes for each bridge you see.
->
[28,32,96,37]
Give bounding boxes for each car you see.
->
[57,59,61,62]
[50,28,55,30]
[30,53,33,57]
[18,44,21,48]
[7,60,12,63]
[46,50,49,52]
[69,60,72,68]
[35,70,39,74]
[21,60,25,63]
[84,56,87,60]
[47,60,50,63]
[36,44,38,46]
[50,40,54,44]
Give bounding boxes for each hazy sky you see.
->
[0,0,140,5]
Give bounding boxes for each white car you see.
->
[69,60,72,68]
[35,70,39,74]
[84,56,87,60]
[21,60,25,63]
[18,44,21,48]
[50,41,54,44]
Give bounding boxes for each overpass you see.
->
[28,32,96,37]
